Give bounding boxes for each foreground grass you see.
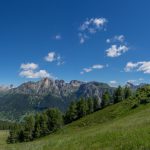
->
[1,102,150,150]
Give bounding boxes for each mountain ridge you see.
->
[0,78,147,120]
[0,78,114,120]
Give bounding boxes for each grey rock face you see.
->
[10,78,84,97]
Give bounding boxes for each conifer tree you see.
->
[101,91,111,108]
[77,98,88,118]
[124,86,132,99]
[87,98,94,114]
[93,97,100,111]
[46,108,63,132]
[113,86,124,103]
[65,101,77,123]
[21,115,35,142]
[7,125,19,143]
[39,113,49,136]
[33,113,41,138]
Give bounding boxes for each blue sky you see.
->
[0,0,150,86]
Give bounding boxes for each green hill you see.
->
[1,99,150,150]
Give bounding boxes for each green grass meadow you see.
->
[1,102,150,150]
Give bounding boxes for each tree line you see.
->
[7,108,63,143]
[7,86,132,143]
[0,120,14,130]
[64,86,132,124]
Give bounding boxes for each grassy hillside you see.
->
[1,101,150,150]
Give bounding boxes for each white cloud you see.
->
[45,52,64,65]
[110,80,117,84]
[45,52,56,62]
[116,35,125,43]
[78,33,88,44]
[20,63,38,70]
[124,62,139,72]
[83,68,92,73]
[109,80,118,87]
[106,35,125,43]
[81,64,105,74]
[56,57,65,66]
[19,62,52,79]
[93,18,107,28]
[106,35,129,58]
[55,34,61,40]
[79,17,107,43]
[125,61,150,74]
[92,64,104,69]
[106,45,129,57]
[19,69,50,79]
[80,18,107,31]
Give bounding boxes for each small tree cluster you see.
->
[101,91,111,108]
[113,86,132,103]
[0,120,14,130]
[64,96,111,124]
[7,108,63,143]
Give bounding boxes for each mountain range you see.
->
[0,78,116,120]
[0,78,146,121]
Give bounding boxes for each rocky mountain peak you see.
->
[125,82,147,91]
[70,80,84,87]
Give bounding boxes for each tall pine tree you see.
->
[124,86,132,99]
[113,86,124,103]
[87,98,94,114]
[65,101,77,123]
[101,91,111,108]
[77,98,88,118]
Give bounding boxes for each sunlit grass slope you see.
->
[1,101,150,150]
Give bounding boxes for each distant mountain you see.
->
[0,85,11,95]
[0,78,115,120]
[125,82,147,91]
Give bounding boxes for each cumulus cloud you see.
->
[45,52,64,65]
[81,64,105,74]
[124,62,139,72]
[106,45,129,57]
[20,63,38,70]
[20,69,50,79]
[45,52,56,62]
[78,17,107,43]
[80,18,107,31]
[106,35,125,43]
[106,34,129,57]
[19,63,51,79]
[124,61,150,74]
